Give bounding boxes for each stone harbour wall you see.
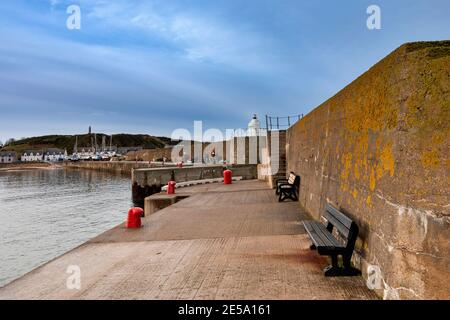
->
[286,41,450,299]
[131,164,258,203]
[63,160,153,175]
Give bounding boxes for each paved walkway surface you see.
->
[0,180,377,299]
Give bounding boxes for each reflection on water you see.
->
[0,168,132,287]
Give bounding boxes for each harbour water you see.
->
[0,168,133,287]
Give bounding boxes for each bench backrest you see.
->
[323,204,358,248]
[287,173,300,188]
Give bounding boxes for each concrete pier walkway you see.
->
[0,180,377,299]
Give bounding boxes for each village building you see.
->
[43,148,67,162]
[0,151,18,163]
[21,150,43,162]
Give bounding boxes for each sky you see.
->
[0,0,449,143]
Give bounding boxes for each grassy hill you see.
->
[1,133,178,154]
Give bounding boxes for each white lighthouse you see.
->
[247,114,261,136]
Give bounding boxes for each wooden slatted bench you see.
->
[303,203,361,277]
[276,172,300,202]
[275,171,294,195]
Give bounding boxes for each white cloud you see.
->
[0,24,254,118]
[49,0,60,7]
[76,0,281,72]
[131,13,167,33]
[88,1,125,20]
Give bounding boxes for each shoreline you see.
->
[0,162,63,172]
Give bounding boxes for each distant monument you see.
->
[88,126,92,135]
[247,114,260,136]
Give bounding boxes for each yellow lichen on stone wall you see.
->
[338,116,397,194]
[418,132,446,170]
[369,167,377,191]
[378,142,395,178]
[340,153,353,190]
[421,150,441,168]
[332,48,402,196]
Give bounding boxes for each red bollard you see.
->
[223,169,232,184]
[167,180,176,194]
[126,207,143,228]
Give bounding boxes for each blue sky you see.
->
[0,0,449,142]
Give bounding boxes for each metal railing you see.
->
[265,114,303,130]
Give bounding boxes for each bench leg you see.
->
[324,254,361,277]
[279,189,298,202]
[342,254,361,276]
[324,254,341,277]
[343,254,351,269]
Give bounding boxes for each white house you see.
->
[43,148,67,162]
[21,150,43,162]
[0,151,18,163]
